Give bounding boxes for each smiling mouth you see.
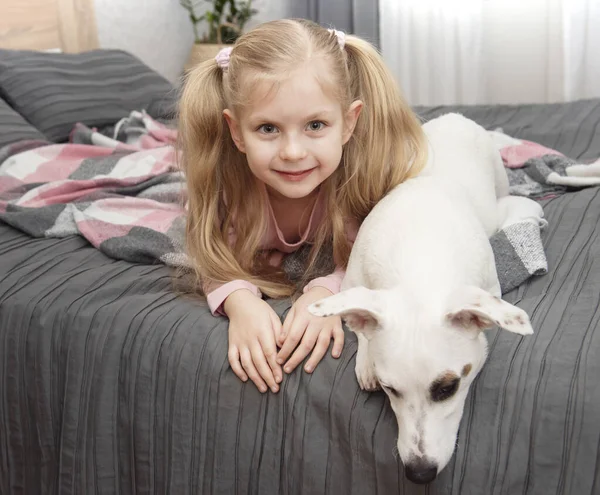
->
[274,167,316,181]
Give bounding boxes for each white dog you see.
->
[309,114,540,484]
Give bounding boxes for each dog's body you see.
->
[309,114,540,484]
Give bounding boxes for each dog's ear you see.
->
[444,286,533,337]
[308,286,387,339]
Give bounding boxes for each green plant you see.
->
[180,0,258,44]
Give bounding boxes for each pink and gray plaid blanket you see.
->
[0,111,188,267]
[1,111,599,293]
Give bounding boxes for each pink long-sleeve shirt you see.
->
[205,191,357,315]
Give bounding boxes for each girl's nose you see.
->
[279,136,308,162]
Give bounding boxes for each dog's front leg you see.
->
[355,333,380,391]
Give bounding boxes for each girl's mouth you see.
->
[274,167,316,182]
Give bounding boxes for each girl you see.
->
[179,19,427,394]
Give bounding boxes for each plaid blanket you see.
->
[0,112,187,267]
[489,128,600,198]
[0,112,598,294]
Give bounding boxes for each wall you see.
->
[94,0,288,83]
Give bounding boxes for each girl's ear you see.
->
[223,109,246,153]
[342,100,363,145]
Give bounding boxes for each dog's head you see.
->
[309,285,533,484]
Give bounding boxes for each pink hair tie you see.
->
[328,29,346,50]
[215,46,233,71]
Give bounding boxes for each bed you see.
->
[1,3,599,494]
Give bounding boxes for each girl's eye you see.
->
[307,120,326,132]
[258,124,278,134]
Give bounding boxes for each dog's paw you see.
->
[354,333,380,391]
[355,355,380,391]
[357,369,381,392]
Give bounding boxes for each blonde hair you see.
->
[179,19,427,299]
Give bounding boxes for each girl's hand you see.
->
[276,287,345,374]
[224,289,283,393]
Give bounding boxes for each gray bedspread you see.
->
[1,100,600,495]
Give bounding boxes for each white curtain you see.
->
[380,0,600,106]
[562,0,600,101]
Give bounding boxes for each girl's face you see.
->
[224,65,362,202]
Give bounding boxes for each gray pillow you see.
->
[0,97,46,148]
[0,49,177,143]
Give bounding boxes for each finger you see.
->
[277,314,309,367]
[228,346,248,382]
[270,310,284,349]
[240,348,267,393]
[283,324,320,374]
[304,328,333,373]
[251,343,279,393]
[258,329,282,384]
[278,306,294,346]
[331,319,345,358]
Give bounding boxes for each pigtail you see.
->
[179,59,234,293]
[340,36,428,222]
[307,34,429,275]
[179,58,294,298]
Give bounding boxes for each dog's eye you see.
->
[381,384,402,399]
[430,378,460,402]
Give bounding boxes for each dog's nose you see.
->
[404,460,438,484]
